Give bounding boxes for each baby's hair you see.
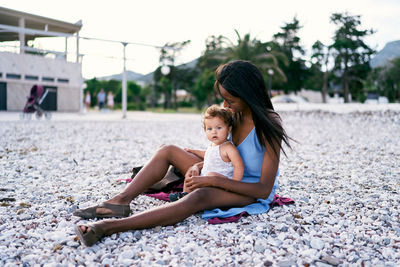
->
[203,104,233,129]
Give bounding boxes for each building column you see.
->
[76,31,79,63]
[65,37,68,60]
[19,17,25,54]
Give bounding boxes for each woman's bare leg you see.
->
[81,187,256,235]
[96,145,202,214]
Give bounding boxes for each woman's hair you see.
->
[214,60,291,156]
[202,104,233,130]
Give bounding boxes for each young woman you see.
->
[74,60,291,247]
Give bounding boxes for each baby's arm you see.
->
[224,144,244,181]
[184,148,205,159]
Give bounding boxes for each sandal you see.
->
[73,202,130,219]
[168,192,188,202]
[75,223,104,247]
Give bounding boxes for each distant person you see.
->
[169,104,244,201]
[107,91,114,110]
[97,89,106,110]
[84,91,91,110]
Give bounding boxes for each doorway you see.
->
[0,82,6,110]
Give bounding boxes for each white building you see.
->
[0,6,82,112]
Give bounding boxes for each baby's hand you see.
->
[185,164,199,178]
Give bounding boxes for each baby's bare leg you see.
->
[183,180,191,193]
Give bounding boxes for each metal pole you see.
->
[122,42,127,119]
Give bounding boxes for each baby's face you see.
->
[204,117,231,145]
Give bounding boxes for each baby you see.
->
[169,104,244,201]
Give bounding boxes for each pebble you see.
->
[1,110,399,266]
[321,255,341,266]
[310,238,325,250]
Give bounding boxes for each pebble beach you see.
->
[1,105,400,267]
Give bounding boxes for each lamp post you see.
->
[160,64,171,109]
[268,69,274,97]
[161,65,170,76]
[122,42,127,119]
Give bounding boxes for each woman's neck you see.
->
[237,108,253,126]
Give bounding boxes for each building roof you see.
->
[0,6,82,42]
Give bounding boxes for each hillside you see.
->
[95,58,198,84]
[370,40,400,68]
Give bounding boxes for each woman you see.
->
[74,60,291,247]
[107,91,114,110]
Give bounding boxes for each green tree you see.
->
[84,78,101,106]
[84,78,120,106]
[197,30,288,99]
[192,69,216,109]
[329,12,375,102]
[141,84,153,107]
[128,81,142,109]
[385,57,400,101]
[153,66,173,109]
[214,30,288,83]
[375,57,400,102]
[192,35,228,107]
[197,35,229,71]
[307,40,331,103]
[273,17,308,94]
[158,40,191,109]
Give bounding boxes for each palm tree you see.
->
[205,30,288,83]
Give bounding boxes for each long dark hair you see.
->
[214,60,291,156]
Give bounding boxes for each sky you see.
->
[1,0,400,79]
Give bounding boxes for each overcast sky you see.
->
[2,0,400,79]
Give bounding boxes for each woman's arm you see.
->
[184,148,205,159]
[185,142,280,199]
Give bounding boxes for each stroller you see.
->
[20,85,53,120]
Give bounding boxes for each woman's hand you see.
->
[184,175,216,191]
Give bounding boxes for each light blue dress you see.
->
[202,127,279,220]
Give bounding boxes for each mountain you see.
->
[370,40,400,68]
[95,58,199,85]
[97,70,144,81]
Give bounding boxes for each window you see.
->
[42,77,55,82]
[6,73,21,79]
[25,75,39,81]
[57,78,69,83]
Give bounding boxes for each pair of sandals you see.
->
[73,202,131,246]
[73,166,185,246]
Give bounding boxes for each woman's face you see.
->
[219,85,247,113]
